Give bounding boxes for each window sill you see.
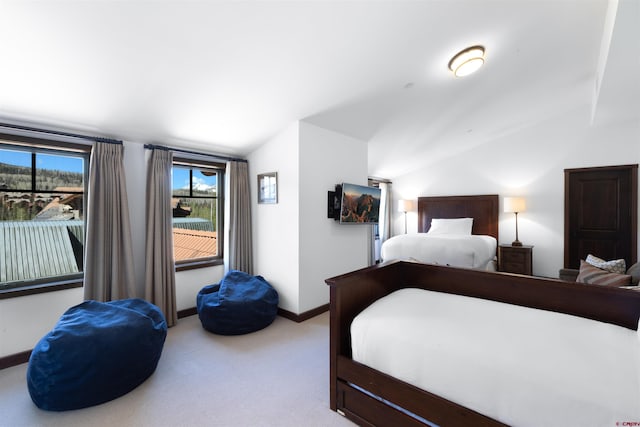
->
[175,258,223,272]
[0,279,83,300]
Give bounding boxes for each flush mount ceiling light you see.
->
[448,45,485,77]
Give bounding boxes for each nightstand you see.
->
[498,244,533,275]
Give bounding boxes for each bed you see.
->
[380,195,499,270]
[325,261,640,426]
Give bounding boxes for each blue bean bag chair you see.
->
[27,298,167,411]
[197,270,279,335]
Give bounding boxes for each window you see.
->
[171,158,224,267]
[0,137,90,293]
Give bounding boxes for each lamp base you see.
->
[511,240,523,247]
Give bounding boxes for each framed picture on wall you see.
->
[258,172,278,204]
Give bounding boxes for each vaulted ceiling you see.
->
[1,0,637,178]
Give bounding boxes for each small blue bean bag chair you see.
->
[27,298,167,411]
[197,270,279,335]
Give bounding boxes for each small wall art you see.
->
[258,172,278,204]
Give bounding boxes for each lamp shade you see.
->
[398,199,414,212]
[504,197,526,213]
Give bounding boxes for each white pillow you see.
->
[427,218,473,235]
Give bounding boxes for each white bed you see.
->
[381,233,497,270]
[351,288,640,427]
[381,195,501,270]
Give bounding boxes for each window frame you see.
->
[0,133,90,299]
[171,157,225,271]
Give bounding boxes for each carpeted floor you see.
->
[0,312,354,427]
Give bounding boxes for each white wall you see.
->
[298,121,369,313]
[248,121,369,315]
[391,106,640,278]
[0,287,84,357]
[175,266,225,310]
[248,123,301,313]
[0,141,226,358]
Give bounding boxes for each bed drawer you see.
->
[498,245,533,275]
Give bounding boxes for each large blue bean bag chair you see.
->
[27,298,167,411]
[197,270,279,335]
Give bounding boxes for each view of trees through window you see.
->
[1,145,87,289]
[171,163,221,263]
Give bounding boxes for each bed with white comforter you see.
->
[381,233,497,270]
[327,260,640,426]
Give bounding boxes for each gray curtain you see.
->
[379,182,392,242]
[144,148,177,327]
[84,142,136,301]
[224,160,253,274]
[375,182,392,263]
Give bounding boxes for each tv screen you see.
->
[339,183,381,224]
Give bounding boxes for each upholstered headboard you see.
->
[417,194,499,240]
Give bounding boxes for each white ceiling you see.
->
[0,0,638,178]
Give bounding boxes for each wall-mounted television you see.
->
[329,183,381,224]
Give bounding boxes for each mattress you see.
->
[380,234,496,269]
[351,288,640,427]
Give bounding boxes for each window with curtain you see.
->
[171,158,225,268]
[0,137,90,294]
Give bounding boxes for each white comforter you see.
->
[380,234,496,269]
[351,288,640,427]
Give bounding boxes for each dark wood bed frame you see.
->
[325,194,640,426]
[326,261,640,426]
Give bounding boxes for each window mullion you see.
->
[189,168,193,197]
[31,152,36,192]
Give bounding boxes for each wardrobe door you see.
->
[564,164,637,269]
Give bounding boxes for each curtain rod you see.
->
[144,143,247,163]
[0,122,123,145]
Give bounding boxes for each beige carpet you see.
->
[0,312,354,427]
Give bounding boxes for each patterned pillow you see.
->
[585,254,626,274]
[576,260,632,286]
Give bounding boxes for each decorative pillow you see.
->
[585,254,626,274]
[626,262,640,285]
[427,218,473,235]
[576,260,632,286]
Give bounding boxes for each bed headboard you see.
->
[418,194,499,240]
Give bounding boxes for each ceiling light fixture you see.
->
[448,45,485,77]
